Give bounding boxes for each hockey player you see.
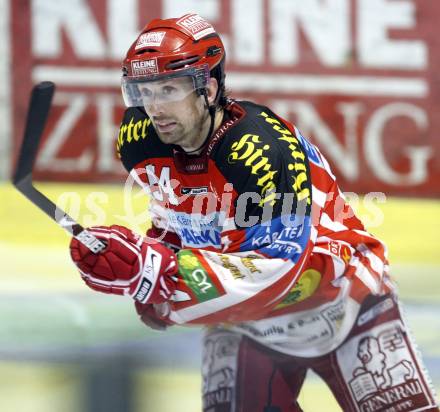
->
[70,13,439,411]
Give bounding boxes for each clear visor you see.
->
[121,66,209,108]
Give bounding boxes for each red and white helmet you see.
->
[121,13,226,108]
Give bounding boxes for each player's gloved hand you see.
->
[135,301,171,331]
[70,225,178,304]
[146,226,181,253]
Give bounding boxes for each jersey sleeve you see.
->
[165,109,316,325]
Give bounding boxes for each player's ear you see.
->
[206,77,218,106]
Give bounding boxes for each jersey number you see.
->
[145,165,179,205]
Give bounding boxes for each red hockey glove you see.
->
[135,302,172,331]
[70,225,178,304]
[146,226,181,253]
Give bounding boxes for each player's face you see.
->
[141,76,212,149]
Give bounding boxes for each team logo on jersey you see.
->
[328,241,352,264]
[180,186,209,196]
[228,133,278,207]
[243,215,311,261]
[260,111,311,206]
[275,268,321,309]
[131,58,159,76]
[178,250,224,303]
[167,211,226,248]
[117,116,151,152]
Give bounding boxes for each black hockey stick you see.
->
[12,81,106,253]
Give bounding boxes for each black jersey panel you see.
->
[212,101,313,230]
[116,107,173,172]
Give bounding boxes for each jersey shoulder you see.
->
[213,100,312,204]
[214,100,300,163]
[116,107,173,172]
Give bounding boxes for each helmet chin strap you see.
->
[182,90,216,154]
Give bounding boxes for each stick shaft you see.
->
[12,81,106,253]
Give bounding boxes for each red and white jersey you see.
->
[117,100,394,356]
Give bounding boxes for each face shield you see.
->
[121,65,210,108]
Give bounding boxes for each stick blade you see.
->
[12,81,55,185]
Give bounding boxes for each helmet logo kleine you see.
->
[176,13,215,40]
[135,31,166,50]
[131,58,159,76]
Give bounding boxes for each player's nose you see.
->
[144,101,165,117]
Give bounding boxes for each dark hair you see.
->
[210,56,228,108]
